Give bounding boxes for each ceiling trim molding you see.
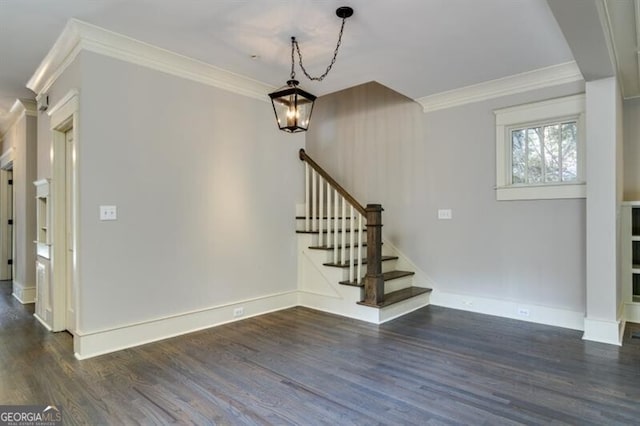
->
[416,61,584,113]
[0,99,37,138]
[598,0,627,97]
[27,19,275,102]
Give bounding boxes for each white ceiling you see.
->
[0,0,575,132]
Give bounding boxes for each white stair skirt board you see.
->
[430,290,585,331]
[582,317,624,346]
[12,281,36,304]
[73,291,297,360]
[382,238,437,290]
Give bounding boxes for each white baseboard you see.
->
[73,290,298,360]
[12,281,36,304]
[583,317,624,346]
[34,313,52,331]
[430,290,585,331]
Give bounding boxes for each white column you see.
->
[584,77,623,345]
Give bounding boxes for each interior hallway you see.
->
[1,279,640,424]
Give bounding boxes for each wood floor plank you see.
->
[2,280,640,425]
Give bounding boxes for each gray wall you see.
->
[72,52,303,331]
[306,81,586,313]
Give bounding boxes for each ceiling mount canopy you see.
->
[269,6,354,133]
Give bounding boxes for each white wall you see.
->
[306,81,587,318]
[72,52,303,332]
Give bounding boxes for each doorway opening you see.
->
[0,161,14,283]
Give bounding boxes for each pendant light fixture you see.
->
[269,6,354,133]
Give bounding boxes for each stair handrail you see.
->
[299,149,366,216]
[299,149,385,305]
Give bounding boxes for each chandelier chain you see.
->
[292,16,348,82]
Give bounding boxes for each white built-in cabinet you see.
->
[621,202,640,322]
[34,179,52,327]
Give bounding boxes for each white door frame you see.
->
[48,89,80,334]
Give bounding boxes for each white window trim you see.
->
[494,94,586,201]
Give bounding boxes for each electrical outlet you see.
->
[517,308,530,317]
[233,307,244,318]
[99,205,117,221]
[438,209,452,220]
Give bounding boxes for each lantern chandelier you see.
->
[269,6,354,133]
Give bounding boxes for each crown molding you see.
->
[27,18,275,102]
[416,61,584,113]
[12,98,37,117]
[0,99,37,138]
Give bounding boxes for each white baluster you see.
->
[334,189,339,263]
[305,163,310,231]
[341,197,347,266]
[349,205,355,283]
[357,213,363,284]
[318,176,324,246]
[326,181,332,248]
[312,170,317,232]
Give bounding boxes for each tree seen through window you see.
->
[511,121,577,185]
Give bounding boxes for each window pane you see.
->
[544,124,560,183]
[511,129,526,184]
[561,122,577,182]
[527,127,543,183]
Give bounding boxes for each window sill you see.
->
[496,183,586,201]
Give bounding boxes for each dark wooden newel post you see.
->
[364,204,384,305]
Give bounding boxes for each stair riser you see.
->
[310,229,367,246]
[308,234,368,250]
[378,292,431,323]
[296,217,356,228]
[384,275,414,294]
[320,247,367,264]
[337,258,398,281]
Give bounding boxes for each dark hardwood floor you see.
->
[2,280,640,425]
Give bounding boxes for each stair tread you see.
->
[309,242,368,250]
[297,229,367,234]
[296,216,352,220]
[323,255,398,268]
[357,286,432,308]
[338,270,415,287]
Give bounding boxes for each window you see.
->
[494,94,585,201]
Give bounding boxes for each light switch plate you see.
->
[438,209,452,220]
[100,205,117,221]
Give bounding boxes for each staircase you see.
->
[296,149,432,324]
